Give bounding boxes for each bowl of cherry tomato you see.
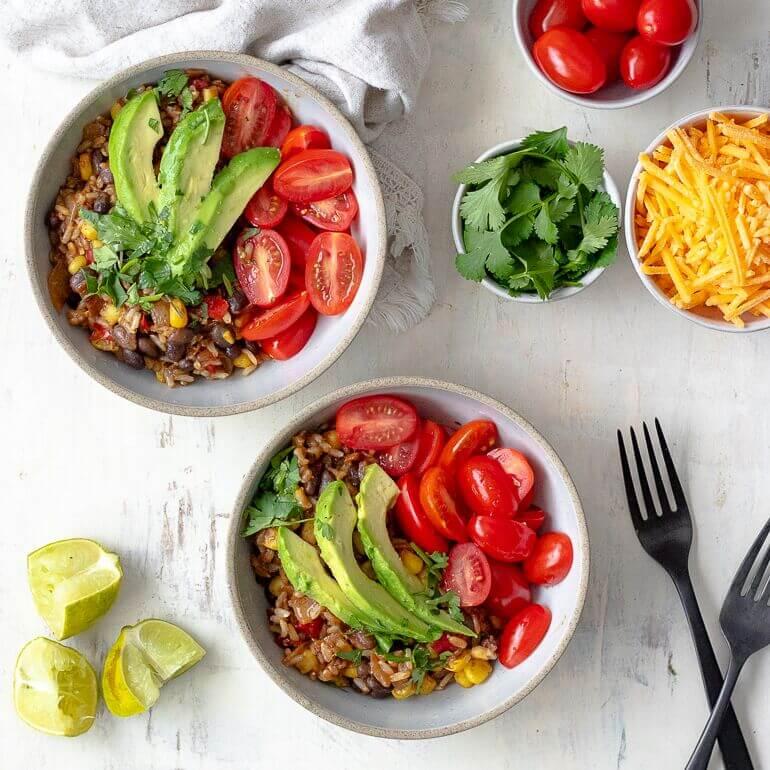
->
[513,0,701,108]
[228,377,589,738]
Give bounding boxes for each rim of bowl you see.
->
[451,138,622,303]
[226,376,590,739]
[510,0,702,110]
[24,50,387,417]
[624,104,770,334]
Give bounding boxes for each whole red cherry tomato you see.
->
[529,0,586,39]
[518,507,547,532]
[487,448,536,509]
[524,532,574,585]
[467,515,536,562]
[499,604,552,669]
[485,562,531,619]
[441,543,492,607]
[412,420,447,477]
[457,455,519,518]
[439,420,498,478]
[419,467,468,542]
[395,473,449,553]
[533,28,607,94]
[581,0,641,31]
[620,35,672,89]
[637,0,697,46]
[584,27,631,82]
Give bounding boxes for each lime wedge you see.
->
[14,637,97,737]
[102,619,205,717]
[28,538,123,640]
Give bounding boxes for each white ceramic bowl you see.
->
[227,377,589,738]
[511,0,701,110]
[625,105,770,333]
[452,139,622,303]
[25,52,386,416]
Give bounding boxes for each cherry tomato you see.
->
[288,266,306,292]
[203,294,229,321]
[584,27,631,82]
[518,507,547,532]
[412,420,447,477]
[240,290,310,341]
[581,0,640,31]
[533,28,607,94]
[260,308,317,360]
[419,467,469,542]
[485,562,531,619]
[281,125,331,160]
[637,0,697,46]
[336,395,419,450]
[221,77,277,158]
[292,189,358,232]
[278,215,317,266]
[441,543,491,607]
[487,448,536,509]
[395,473,449,553]
[467,515,536,563]
[272,149,353,203]
[523,532,574,585]
[430,633,455,654]
[305,232,364,316]
[499,604,552,669]
[529,0,586,38]
[457,455,519,519]
[620,35,671,89]
[296,617,324,638]
[264,102,292,148]
[379,431,421,478]
[439,420,498,479]
[234,228,290,307]
[244,184,288,228]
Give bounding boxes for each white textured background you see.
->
[1,2,769,768]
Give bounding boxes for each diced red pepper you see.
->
[204,294,229,321]
[296,618,325,639]
[139,313,152,333]
[430,633,455,655]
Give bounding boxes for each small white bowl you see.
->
[227,377,589,739]
[624,105,770,333]
[452,139,622,303]
[511,0,701,110]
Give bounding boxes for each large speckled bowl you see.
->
[25,51,386,416]
[226,377,589,739]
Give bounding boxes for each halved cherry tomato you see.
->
[441,543,491,607]
[379,426,421,477]
[395,473,449,553]
[260,308,317,360]
[581,0,640,31]
[529,0,586,38]
[637,0,696,46]
[264,102,292,148]
[278,215,317,266]
[296,618,324,638]
[457,455,519,519]
[305,232,363,316]
[518,507,547,532]
[439,420,498,478]
[430,633,455,654]
[203,294,229,321]
[273,149,353,203]
[584,27,631,83]
[533,27,607,94]
[413,420,447,477]
[620,35,671,89]
[499,604,552,669]
[292,189,358,232]
[467,515,536,563]
[485,562,531,619]
[419,467,468,542]
[240,291,310,341]
[234,228,290,307]
[288,266,306,291]
[523,532,574,586]
[335,395,419,450]
[221,77,277,158]
[244,184,288,228]
[281,125,331,160]
[487,448,536,509]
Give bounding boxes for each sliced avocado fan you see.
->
[357,465,476,638]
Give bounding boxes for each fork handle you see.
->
[673,576,754,769]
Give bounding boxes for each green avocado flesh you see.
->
[357,465,475,637]
[158,98,226,239]
[314,482,436,642]
[108,90,162,224]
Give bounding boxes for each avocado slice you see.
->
[314,482,438,642]
[357,465,476,637]
[276,528,365,630]
[167,146,280,276]
[108,90,163,224]
[158,98,225,239]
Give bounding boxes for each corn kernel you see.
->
[418,675,437,695]
[269,575,287,597]
[101,303,120,325]
[400,550,423,575]
[233,352,253,369]
[392,682,416,699]
[68,255,88,275]
[446,651,471,672]
[262,528,279,550]
[470,645,494,660]
[343,666,359,678]
[169,298,188,328]
[155,369,166,383]
[78,153,93,181]
[202,87,218,102]
[110,101,123,120]
[80,222,98,241]
[301,520,316,545]
[222,329,235,344]
[454,669,474,688]
[464,659,492,685]
[295,649,319,674]
[92,239,103,249]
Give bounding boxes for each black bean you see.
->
[91,149,104,169]
[122,349,145,369]
[111,324,137,351]
[137,336,160,358]
[223,344,241,359]
[177,358,194,372]
[210,323,233,349]
[65,292,81,310]
[169,328,194,345]
[69,271,87,294]
[244,340,261,355]
[98,167,114,185]
[92,195,111,214]
[165,341,186,362]
[227,289,248,314]
[366,677,390,698]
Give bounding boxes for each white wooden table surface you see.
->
[2,3,769,768]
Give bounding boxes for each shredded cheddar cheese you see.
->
[635,111,770,327]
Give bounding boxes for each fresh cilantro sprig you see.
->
[382,645,452,689]
[336,649,364,665]
[155,69,194,116]
[409,545,465,624]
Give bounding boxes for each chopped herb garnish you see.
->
[410,545,448,592]
[336,649,364,665]
[148,117,161,133]
[155,69,188,100]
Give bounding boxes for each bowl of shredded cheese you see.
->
[625,106,770,332]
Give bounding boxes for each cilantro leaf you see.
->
[576,191,619,254]
[506,181,541,214]
[594,234,619,268]
[510,240,558,299]
[520,127,569,159]
[563,142,605,191]
[456,229,511,282]
[549,196,575,223]
[501,213,535,249]
[336,649,364,665]
[156,69,188,99]
[453,155,514,185]
[459,174,507,231]
[534,205,559,245]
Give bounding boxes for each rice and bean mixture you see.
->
[249,427,502,699]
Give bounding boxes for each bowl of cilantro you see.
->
[451,128,621,303]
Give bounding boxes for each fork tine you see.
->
[642,422,672,514]
[751,543,770,601]
[729,517,770,596]
[630,427,657,520]
[617,430,645,531]
[654,418,687,509]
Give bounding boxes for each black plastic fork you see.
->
[617,420,753,770]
